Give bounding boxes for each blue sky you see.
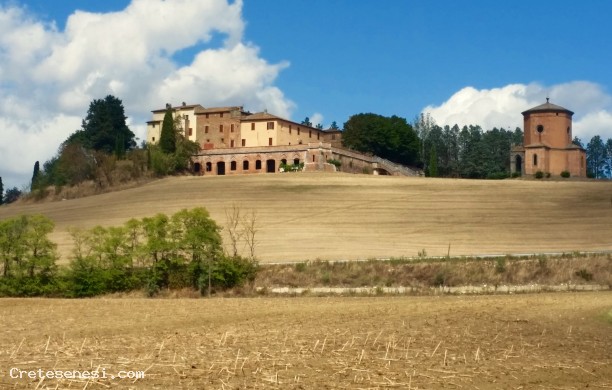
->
[2,0,612,189]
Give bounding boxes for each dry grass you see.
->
[0,293,611,389]
[1,173,612,263]
[256,254,612,290]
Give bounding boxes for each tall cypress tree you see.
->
[159,107,176,153]
[32,161,40,190]
[0,176,4,205]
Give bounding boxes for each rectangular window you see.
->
[242,139,246,147]
[220,124,224,132]
[268,138,273,146]
[317,132,320,140]
[289,125,292,134]
[251,123,255,130]
[230,140,235,147]
[188,128,193,136]
[152,137,155,142]
[206,113,209,119]
[267,122,275,130]
[220,112,224,118]
[309,130,312,138]
[205,125,209,134]
[231,124,234,132]
[298,128,301,135]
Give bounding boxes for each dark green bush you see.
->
[561,171,570,178]
[486,172,509,180]
[534,171,544,179]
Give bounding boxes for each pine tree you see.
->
[0,176,4,205]
[32,161,40,190]
[159,107,176,153]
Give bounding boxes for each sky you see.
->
[2,0,612,189]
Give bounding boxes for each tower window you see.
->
[533,154,538,166]
[536,125,544,133]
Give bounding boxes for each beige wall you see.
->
[146,106,198,144]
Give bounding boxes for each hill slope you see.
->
[1,173,611,262]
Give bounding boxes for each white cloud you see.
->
[310,112,324,128]
[0,0,294,189]
[423,81,612,142]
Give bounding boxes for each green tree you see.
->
[330,121,339,130]
[342,113,420,166]
[605,138,612,178]
[0,215,57,279]
[159,106,176,153]
[0,177,3,205]
[301,117,312,127]
[316,123,323,129]
[31,161,40,190]
[81,95,135,153]
[428,146,438,177]
[587,135,606,178]
[4,187,21,204]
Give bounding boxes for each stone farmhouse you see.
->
[511,99,586,177]
[146,103,418,176]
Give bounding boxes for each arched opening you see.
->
[293,158,300,166]
[515,155,522,174]
[230,161,237,171]
[194,162,201,174]
[216,161,226,175]
[281,158,287,165]
[266,159,275,173]
[243,160,249,171]
[533,154,538,167]
[255,160,262,170]
[205,162,212,172]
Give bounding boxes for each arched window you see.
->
[255,160,262,170]
[205,162,212,172]
[230,161,237,171]
[243,160,249,170]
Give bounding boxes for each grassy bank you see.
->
[253,253,612,293]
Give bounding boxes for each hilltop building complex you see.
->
[146,103,418,176]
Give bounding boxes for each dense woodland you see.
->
[1,95,612,205]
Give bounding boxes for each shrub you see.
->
[575,269,593,282]
[511,172,521,178]
[327,159,341,168]
[561,171,570,178]
[495,258,506,273]
[545,172,551,178]
[534,171,544,179]
[486,172,509,180]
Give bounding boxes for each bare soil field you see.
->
[1,173,612,262]
[0,292,610,389]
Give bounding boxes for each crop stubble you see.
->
[0,292,611,389]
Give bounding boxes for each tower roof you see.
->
[522,98,574,116]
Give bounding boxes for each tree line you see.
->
[0,208,258,297]
[341,112,612,179]
[342,113,522,178]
